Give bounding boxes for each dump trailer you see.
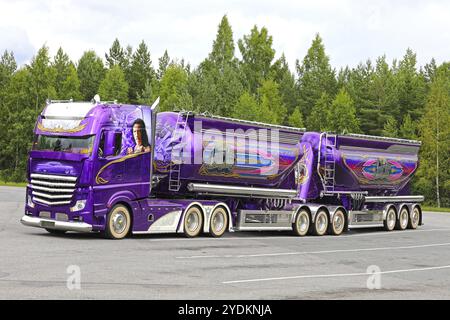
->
[21,98,424,239]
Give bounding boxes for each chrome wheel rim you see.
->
[187,212,200,232]
[387,211,396,229]
[412,208,420,227]
[212,212,225,232]
[112,211,127,234]
[317,213,327,234]
[334,213,344,233]
[297,212,309,233]
[400,210,408,228]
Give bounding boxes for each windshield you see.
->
[33,135,95,155]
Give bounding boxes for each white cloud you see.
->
[0,0,448,72]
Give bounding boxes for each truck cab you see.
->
[21,99,156,238]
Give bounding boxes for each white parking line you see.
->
[141,228,450,242]
[223,265,450,284]
[176,242,450,259]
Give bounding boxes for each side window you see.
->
[98,130,122,158]
[113,132,122,156]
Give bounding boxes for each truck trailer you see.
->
[21,97,424,239]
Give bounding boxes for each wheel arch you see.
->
[177,202,206,234]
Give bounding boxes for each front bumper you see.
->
[21,215,93,232]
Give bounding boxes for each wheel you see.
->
[293,209,310,236]
[396,207,409,230]
[45,228,67,235]
[384,207,397,231]
[209,207,228,237]
[408,206,420,229]
[105,204,131,239]
[330,209,346,236]
[183,206,203,238]
[313,209,329,236]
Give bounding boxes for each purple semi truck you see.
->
[21,97,424,239]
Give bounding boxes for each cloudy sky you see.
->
[0,0,449,71]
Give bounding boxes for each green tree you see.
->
[105,38,127,69]
[98,65,129,102]
[77,50,106,100]
[232,91,259,121]
[327,88,359,133]
[157,50,171,80]
[307,92,331,131]
[416,69,450,207]
[382,116,398,137]
[128,40,155,103]
[159,64,192,111]
[27,45,56,112]
[257,79,286,124]
[288,107,304,128]
[399,114,417,139]
[270,54,297,114]
[296,34,337,118]
[238,25,275,93]
[0,50,17,88]
[209,15,235,72]
[59,64,82,100]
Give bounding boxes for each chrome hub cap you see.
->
[388,211,396,229]
[412,209,420,226]
[317,214,327,233]
[187,213,200,232]
[298,214,309,233]
[112,211,127,234]
[334,214,343,231]
[212,213,225,232]
[401,211,408,228]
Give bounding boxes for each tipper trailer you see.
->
[21,97,424,239]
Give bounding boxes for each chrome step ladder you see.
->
[323,132,337,193]
[168,111,190,192]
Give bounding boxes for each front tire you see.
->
[313,210,329,236]
[105,204,131,240]
[293,209,310,236]
[183,206,203,238]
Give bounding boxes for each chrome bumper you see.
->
[20,215,93,233]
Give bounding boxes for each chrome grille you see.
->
[30,173,77,206]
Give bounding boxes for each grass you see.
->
[0,181,27,187]
[422,206,450,213]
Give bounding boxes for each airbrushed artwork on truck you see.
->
[342,153,418,185]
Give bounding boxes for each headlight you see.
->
[70,200,87,212]
[27,194,35,208]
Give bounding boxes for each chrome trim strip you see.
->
[32,191,72,199]
[20,215,92,232]
[30,179,76,187]
[187,183,298,199]
[365,196,425,203]
[33,197,71,206]
[30,174,77,182]
[30,185,75,193]
[340,133,422,145]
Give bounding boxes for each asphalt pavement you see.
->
[1,186,449,299]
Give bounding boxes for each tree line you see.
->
[0,15,448,206]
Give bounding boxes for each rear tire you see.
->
[396,207,409,230]
[183,206,203,238]
[105,204,131,240]
[329,209,346,236]
[293,209,310,237]
[209,207,228,238]
[313,210,329,236]
[384,207,397,231]
[45,229,67,235]
[408,206,420,229]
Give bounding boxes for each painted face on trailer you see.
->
[133,124,143,146]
